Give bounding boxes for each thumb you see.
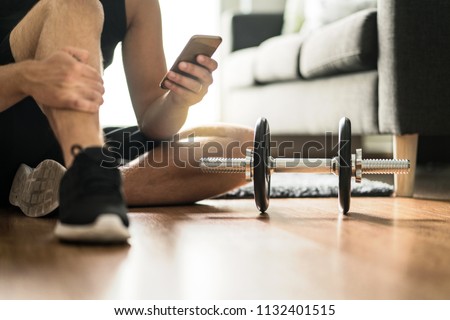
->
[62,46,90,63]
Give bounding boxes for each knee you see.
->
[227,126,254,158]
[45,0,104,33]
[239,126,254,144]
[239,126,254,157]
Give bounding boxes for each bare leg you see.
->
[6,0,130,242]
[8,1,251,209]
[122,124,254,206]
[10,0,104,166]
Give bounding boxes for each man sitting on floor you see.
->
[0,0,252,243]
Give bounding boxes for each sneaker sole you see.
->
[9,160,66,217]
[54,214,130,243]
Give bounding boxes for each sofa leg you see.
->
[393,134,418,197]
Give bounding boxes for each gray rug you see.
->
[219,173,393,199]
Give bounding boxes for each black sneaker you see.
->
[9,159,66,217]
[54,146,130,243]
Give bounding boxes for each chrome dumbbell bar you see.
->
[201,150,410,181]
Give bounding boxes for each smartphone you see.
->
[159,35,222,89]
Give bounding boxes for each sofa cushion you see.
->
[223,47,257,89]
[300,0,377,36]
[254,34,306,84]
[300,8,377,79]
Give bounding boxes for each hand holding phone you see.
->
[160,35,222,90]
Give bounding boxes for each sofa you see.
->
[220,0,450,196]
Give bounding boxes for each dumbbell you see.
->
[200,117,410,214]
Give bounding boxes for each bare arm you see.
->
[0,61,32,112]
[122,0,218,140]
[0,47,104,113]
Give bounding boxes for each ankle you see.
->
[67,144,121,169]
[64,143,103,167]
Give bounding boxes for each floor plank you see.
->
[1,197,450,299]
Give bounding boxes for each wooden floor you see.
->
[1,193,450,299]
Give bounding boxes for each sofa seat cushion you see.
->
[253,34,306,84]
[223,47,257,89]
[300,8,377,79]
[222,71,379,135]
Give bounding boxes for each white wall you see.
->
[220,0,240,12]
[100,0,221,128]
[245,0,286,12]
[221,0,285,13]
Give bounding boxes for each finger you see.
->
[86,79,105,95]
[79,64,104,84]
[70,98,100,113]
[163,79,199,99]
[166,71,204,93]
[60,48,102,82]
[62,46,90,63]
[66,86,103,111]
[178,62,213,86]
[80,87,104,106]
[196,55,218,72]
[78,81,104,103]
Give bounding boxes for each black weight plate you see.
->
[253,117,271,213]
[338,117,352,214]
